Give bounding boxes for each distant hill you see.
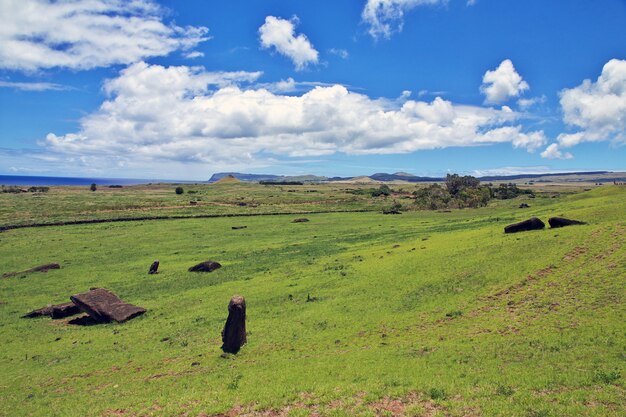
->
[208,172,327,183]
[212,174,242,184]
[209,171,626,184]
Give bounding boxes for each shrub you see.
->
[428,388,447,400]
[371,184,391,197]
[175,186,184,195]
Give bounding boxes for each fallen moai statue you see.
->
[504,217,545,234]
[292,218,309,223]
[70,288,146,323]
[23,302,81,319]
[548,217,586,228]
[519,203,530,208]
[3,263,60,279]
[221,295,247,354]
[232,226,247,230]
[188,261,222,272]
[149,260,159,274]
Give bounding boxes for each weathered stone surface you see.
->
[292,218,310,223]
[519,203,530,208]
[149,260,159,274]
[23,302,81,319]
[188,261,221,273]
[548,217,586,228]
[70,288,146,323]
[504,217,545,234]
[221,295,247,354]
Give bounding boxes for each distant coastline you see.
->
[0,175,199,186]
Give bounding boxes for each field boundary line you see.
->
[0,209,377,232]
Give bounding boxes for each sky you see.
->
[0,0,625,180]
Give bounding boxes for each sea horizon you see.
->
[0,174,202,187]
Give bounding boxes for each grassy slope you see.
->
[0,186,624,416]
[0,183,412,227]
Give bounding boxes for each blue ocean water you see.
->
[0,175,199,186]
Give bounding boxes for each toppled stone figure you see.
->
[504,217,545,234]
[519,203,530,208]
[292,218,309,223]
[149,260,159,274]
[548,217,586,228]
[70,288,146,323]
[188,261,222,272]
[221,295,247,354]
[23,302,81,319]
[3,263,60,279]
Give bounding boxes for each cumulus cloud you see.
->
[481,59,529,105]
[558,59,626,148]
[362,0,446,39]
[0,80,69,91]
[259,16,319,70]
[0,0,209,72]
[540,143,573,160]
[44,62,545,169]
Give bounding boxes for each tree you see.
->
[90,183,97,192]
[445,174,480,196]
[175,186,184,195]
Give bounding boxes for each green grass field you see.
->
[0,184,624,416]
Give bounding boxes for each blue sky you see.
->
[0,0,625,180]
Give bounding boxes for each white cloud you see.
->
[0,80,69,91]
[0,0,209,72]
[184,51,204,59]
[558,59,626,148]
[540,143,573,160]
[329,48,349,59]
[517,95,546,110]
[471,166,561,177]
[259,16,319,70]
[362,0,447,40]
[480,59,529,104]
[44,62,544,169]
[466,0,477,6]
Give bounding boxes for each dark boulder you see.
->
[519,203,530,208]
[292,218,310,223]
[504,217,545,234]
[70,288,146,323]
[548,217,586,228]
[232,226,247,230]
[23,302,81,319]
[221,295,247,354]
[383,210,401,215]
[149,260,159,274]
[188,261,221,272]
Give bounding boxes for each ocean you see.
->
[0,175,200,186]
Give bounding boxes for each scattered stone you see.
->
[188,261,222,273]
[189,201,198,205]
[504,217,545,234]
[2,263,60,279]
[221,295,247,354]
[519,203,530,208]
[383,210,401,215]
[70,288,146,323]
[148,260,159,275]
[22,302,81,319]
[231,226,247,230]
[306,294,318,302]
[292,218,310,223]
[548,217,586,228]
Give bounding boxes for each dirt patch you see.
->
[208,392,453,417]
